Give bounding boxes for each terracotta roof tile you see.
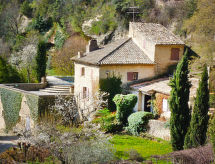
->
[100,39,154,64]
[130,22,184,45]
[72,38,154,65]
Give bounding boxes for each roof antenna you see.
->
[127,1,140,22]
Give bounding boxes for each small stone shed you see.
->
[130,78,199,119]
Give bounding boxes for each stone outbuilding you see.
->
[130,78,199,119]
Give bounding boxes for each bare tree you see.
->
[0,1,20,38]
[52,35,87,75]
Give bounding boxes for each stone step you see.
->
[42,88,70,91]
[39,89,71,94]
[50,86,72,89]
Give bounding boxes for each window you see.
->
[81,67,85,76]
[127,72,138,81]
[171,48,180,61]
[106,70,110,78]
[162,99,170,112]
[83,87,87,99]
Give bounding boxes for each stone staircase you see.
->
[39,85,73,95]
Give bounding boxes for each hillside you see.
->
[0,0,214,86]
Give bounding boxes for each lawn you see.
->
[110,135,172,160]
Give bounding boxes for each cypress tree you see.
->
[36,40,47,82]
[169,49,191,151]
[184,64,209,149]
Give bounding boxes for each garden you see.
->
[0,90,173,163]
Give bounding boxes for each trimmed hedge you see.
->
[0,88,23,130]
[126,111,154,136]
[113,94,137,125]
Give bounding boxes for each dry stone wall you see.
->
[147,119,170,141]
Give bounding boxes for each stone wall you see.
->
[0,86,55,133]
[147,119,170,141]
[5,83,47,91]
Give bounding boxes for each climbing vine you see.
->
[25,94,40,121]
[0,88,23,131]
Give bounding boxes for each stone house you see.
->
[72,22,185,101]
[130,78,198,119]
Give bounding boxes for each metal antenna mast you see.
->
[127,1,140,22]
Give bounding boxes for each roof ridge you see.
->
[97,38,131,65]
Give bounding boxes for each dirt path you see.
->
[0,135,19,153]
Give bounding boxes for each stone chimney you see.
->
[78,52,84,58]
[86,39,99,53]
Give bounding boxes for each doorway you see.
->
[144,95,151,112]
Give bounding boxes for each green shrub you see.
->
[0,57,22,83]
[126,111,153,136]
[93,108,122,133]
[100,75,122,111]
[54,30,66,49]
[20,0,32,18]
[30,15,53,33]
[113,94,137,125]
[13,34,26,52]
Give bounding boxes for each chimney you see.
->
[78,52,84,58]
[86,39,99,53]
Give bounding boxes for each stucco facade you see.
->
[129,24,156,61]
[155,45,184,75]
[74,63,100,98]
[100,64,155,83]
[74,63,156,97]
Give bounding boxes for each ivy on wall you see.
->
[0,87,58,131]
[155,93,169,115]
[0,88,22,130]
[25,94,39,121]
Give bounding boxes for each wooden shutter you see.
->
[83,87,87,99]
[81,67,85,76]
[171,48,180,60]
[127,72,133,81]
